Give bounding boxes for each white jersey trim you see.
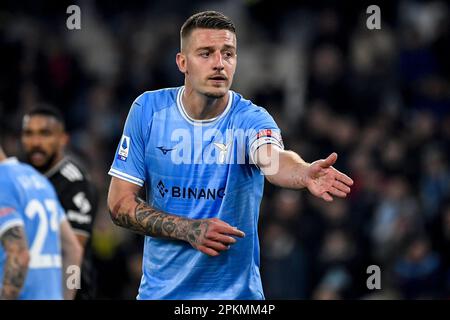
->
[0,219,24,239]
[108,168,144,187]
[176,86,233,126]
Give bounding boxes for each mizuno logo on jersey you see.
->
[118,135,130,161]
[157,146,176,155]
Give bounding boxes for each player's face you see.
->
[177,28,237,98]
[21,115,67,172]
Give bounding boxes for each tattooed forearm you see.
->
[111,211,147,235]
[134,197,212,247]
[1,255,27,299]
[109,194,210,245]
[174,219,191,240]
[133,196,195,241]
[162,217,176,234]
[0,226,29,300]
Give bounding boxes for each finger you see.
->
[210,218,243,235]
[319,152,338,168]
[333,180,351,193]
[322,192,333,202]
[199,245,220,257]
[336,171,354,186]
[217,225,245,238]
[329,187,347,198]
[210,217,232,227]
[204,240,230,252]
[209,233,238,245]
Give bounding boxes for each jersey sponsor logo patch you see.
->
[0,207,15,218]
[157,180,169,197]
[118,135,130,161]
[156,180,225,200]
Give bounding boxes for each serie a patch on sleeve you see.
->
[117,135,131,161]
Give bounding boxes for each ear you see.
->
[176,52,187,74]
[60,132,69,149]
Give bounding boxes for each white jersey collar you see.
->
[176,86,233,126]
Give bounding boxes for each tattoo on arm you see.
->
[110,196,210,245]
[0,226,29,300]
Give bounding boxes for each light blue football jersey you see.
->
[109,86,284,299]
[0,158,66,300]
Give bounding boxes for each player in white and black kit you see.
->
[20,106,98,300]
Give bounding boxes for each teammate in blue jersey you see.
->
[0,142,82,299]
[107,11,354,299]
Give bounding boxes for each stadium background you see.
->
[0,0,449,299]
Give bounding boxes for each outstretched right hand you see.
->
[186,218,245,256]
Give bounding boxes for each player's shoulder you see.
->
[49,156,87,183]
[133,87,180,113]
[230,91,273,121]
[0,158,36,180]
[0,158,55,195]
[0,158,21,187]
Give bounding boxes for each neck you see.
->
[182,87,229,120]
[51,153,65,168]
[42,152,65,174]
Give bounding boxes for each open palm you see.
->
[305,153,353,202]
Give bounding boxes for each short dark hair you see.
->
[24,104,65,128]
[180,11,236,43]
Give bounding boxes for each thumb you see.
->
[319,152,338,168]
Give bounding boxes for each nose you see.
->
[213,51,224,71]
[26,134,44,148]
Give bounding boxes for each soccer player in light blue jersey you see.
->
[0,143,82,299]
[107,11,354,299]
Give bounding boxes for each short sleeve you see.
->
[245,107,284,164]
[108,94,148,186]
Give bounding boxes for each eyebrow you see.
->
[22,127,53,134]
[195,44,236,52]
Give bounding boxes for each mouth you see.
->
[29,151,47,163]
[208,75,227,81]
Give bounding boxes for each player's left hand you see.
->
[304,152,353,202]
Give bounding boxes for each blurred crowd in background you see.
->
[1,0,449,299]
